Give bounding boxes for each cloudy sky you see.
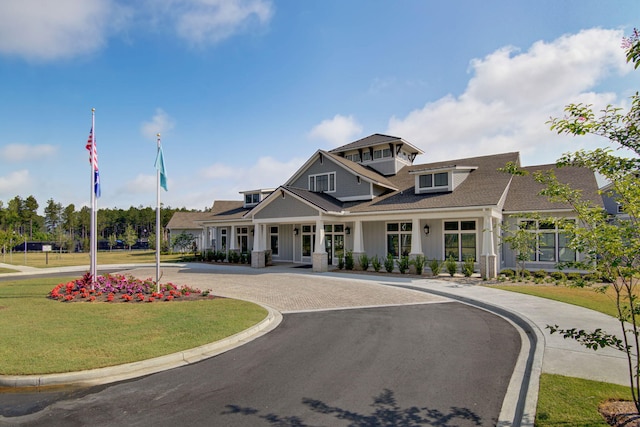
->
[0,0,638,212]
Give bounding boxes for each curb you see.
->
[398,284,544,427]
[0,305,282,389]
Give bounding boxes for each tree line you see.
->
[0,195,197,252]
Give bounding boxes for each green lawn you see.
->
[0,250,185,269]
[536,374,632,426]
[0,276,267,375]
[491,283,621,318]
[492,282,637,425]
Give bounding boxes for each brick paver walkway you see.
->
[126,265,446,312]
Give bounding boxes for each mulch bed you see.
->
[600,401,640,427]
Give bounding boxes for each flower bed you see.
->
[48,272,215,303]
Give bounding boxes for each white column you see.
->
[230,226,237,250]
[314,219,325,253]
[353,220,364,253]
[410,217,422,255]
[253,224,262,251]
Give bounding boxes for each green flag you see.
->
[155,145,168,191]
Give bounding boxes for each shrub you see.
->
[371,255,382,272]
[533,270,547,279]
[384,254,395,273]
[358,253,370,271]
[445,256,458,277]
[550,271,566,281]
[462,257,475,277]
[396,256,410,274]
[338,253,345,270]
[500,269,515,279]
[521,269,531,279]
[412,255,426,275]
[345,250,355,270]
[429,259,442,276]
[566,272,582,282]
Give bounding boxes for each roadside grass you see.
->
[0,250,185,269]
[492,282,637,424]
[490,283,622,318]
[0,267,19,274]
[536,374,632,426]
[0,277,267,375]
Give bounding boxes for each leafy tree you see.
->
[24,196,39,239]
[540,29,640,413]
[123,224,137,250]
[172,232,195,253]
[108,233,118,251]
[62,203,77,243]
[44,198,62,234]
[500,216,539,281]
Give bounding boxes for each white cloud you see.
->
[140,109,176,139]
[0,170,31,195]
[0,144,57,162]
[0,0,130,61]
[120,173,158,195]
[308,115,363,148]
[387,28,633,166]
[147,0,274,46]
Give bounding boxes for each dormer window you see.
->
[419,172,449,189]
[245,193,260,205]
[309,172,336,192]
[411,165,476,194]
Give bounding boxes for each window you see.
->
[220,228,227,251]
[236,227,249,253]
[373,150,382,160]
[519,219,576,263]
[270,226,278,256]
[418,172,449,190]
[362,151,371,161]
[244,193,260,205]
[383,148,392,158]
[352,153,361,162]
[444,220,476,261]
[309,172,336,192]
[386,222,412,257]
[617,203,624,214]
[301,225,315,257]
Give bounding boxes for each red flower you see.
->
[147,297,155,302]
[89,296,96,302]
[165,295,174,301]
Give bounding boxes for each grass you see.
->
[536,374,633,426]
[491,282,623,318]
[0,250,185,269]
[492,281,639,424]
[0,276,267,375]
[0,267,19,274]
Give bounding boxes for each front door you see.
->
[325,234,333,264]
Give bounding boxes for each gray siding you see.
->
[255,195,318,219]
[291,157,380,200]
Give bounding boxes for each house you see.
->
[167,134,604,277]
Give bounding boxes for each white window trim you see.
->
[443,220,477,261]
[309,172,336,193]
[386,221,412,258]
[517,219,577,263]
[416,171,452,193]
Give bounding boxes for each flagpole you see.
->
[90,108,97,286]
[156,133,161,292]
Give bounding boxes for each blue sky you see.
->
[0,0,638,213]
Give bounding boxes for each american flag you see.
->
[86,127,98,170]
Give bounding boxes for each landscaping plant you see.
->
[384,254,395,273]
[358,253,370,271]
[462,257,475,277]
[429,258,441,276]
[445,256,457,277]
[396,255,410,274]
[528,29,640,414]
[412,254,426,275]
[371,255,382,272]
[345,250,355,270]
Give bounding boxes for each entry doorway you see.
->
[324,224,345,265]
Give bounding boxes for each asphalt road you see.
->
[2,302,519,427]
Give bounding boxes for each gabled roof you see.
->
[323,151,397,191]
[283,186,345,213]
[204,200,252,221]
[345,152,520,213]
[166,211,214,230]
[329,133,424,155]
[284,150,397,192]
[502,164,604,212]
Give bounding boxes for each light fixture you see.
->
[423,224,430,235]
[294,228,299,235]
[345,226,351,235]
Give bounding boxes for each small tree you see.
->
[542,28,640,414]
[500,217,538,281]
[123,224,137,250]
[172,232,195,253]
[108,233,117,251]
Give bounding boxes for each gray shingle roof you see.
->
[329,133,424,155]
[502,164,603,212]
[323,151,398,190]
[166,211,214,230]
[284,186,345,212]
[346,152,520,213]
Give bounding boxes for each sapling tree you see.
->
[541,29,640,413]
